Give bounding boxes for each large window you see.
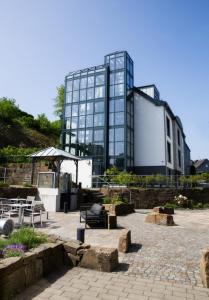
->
[73,79,80,90]
[72,104,78,116]
[80,89,86,101]
[178,150,181,167]
[87,76,94,87]
[95,101,104,113]
[87,88,94,100]
[86,102,93,114]
[80,77,87,89]
[73,91,79,102]
[95,86,105,98]
[94,113,104,127]
[66,92,72,103]
[86,115,93,127]
[94,130,103,142]
[96,74,105,86]
[166,117,171,137]
[66,80,73,92]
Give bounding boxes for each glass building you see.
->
[62,51,134,176]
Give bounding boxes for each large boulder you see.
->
[118,229,131,253]
[79,246,118,272]
[145,212,175,226]
[153,206,174,214]
[200,248,209,287]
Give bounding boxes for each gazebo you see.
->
[29,147,80,186]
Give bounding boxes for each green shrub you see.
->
[164,202,179,209]
[22,182,33,188]
[102,196,111,204]
[0,181,9,187]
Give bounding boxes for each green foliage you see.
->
[9,227,47,250]
[164,202,179,209]
[114,171,135,185]
[111,194,124,205]
[0,146,39,164]
[102,196,111,204]
[0,181,9,187]
[22,182,33,188]
[54,85,65,117]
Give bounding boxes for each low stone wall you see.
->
[103,203,135,216]
[0,241,64,300]
[101,187,209,209]
[0,187,37,199]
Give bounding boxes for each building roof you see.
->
[29,147,80,161]
[194,159,209,169]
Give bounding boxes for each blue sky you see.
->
[0,0,208,159]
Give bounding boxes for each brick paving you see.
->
[16,267,209,300]
[37,209,209,286]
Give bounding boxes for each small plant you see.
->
[102,196,111,204]
[2,244,26,258]
[0,181,9,187]
[22,182,33,188]
[164,202,179,209]
[174,194,193,209]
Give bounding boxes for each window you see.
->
[73,79,80,90]
[110,59,115,71]
[78,130,85,143]
[109,100,114,112]
[96,74,105,86]
[79,116,85,128]
[71,116,78,129]
[65,105,71,117]
[110,86,114,97]
[115,56,124,69]
[71,131,77,143]
[66,80,73,92]
[86,102,93,114]
[86,115,93,127]
[73,91,79,102]
[115,142,124,155]
[86,130,93,143]
[167,141,172,163]
[95,101,104,113]
[115,98,124,112]
[66,118,71,129]
[177,129,181,146]
[95,86,105,98]
[80,89,86,101]
[79,103,86,115]
[109,113,114,126]
[115,72,124,84]
[109,143,114,155]
[72,104,78,116]
[65,133,70,144]
[110,73,114,85]
[87,88,94,100]
[94,130,103,142]
[166,117,171,137]
[66,92,72,103]
[178,150,181,168]
[94,113,104,127]
[115,84,124,96]
[115,112,124,125]
[109,129,114,142]
[80,77,87,89]
[88,76,94,87]
[115,128,124,141]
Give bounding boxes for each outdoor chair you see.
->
[0,203,19,219]
[80,203,107,229]
[23,200,48,227]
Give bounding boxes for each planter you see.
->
[103,203,135,216]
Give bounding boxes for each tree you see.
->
[54,85,65,117]
[36,113,51,134]
[0,97,19,122]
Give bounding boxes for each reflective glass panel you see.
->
[78,130,85,143]
[65,133,70,144]
[110,59,115,70]
[109,100,114,112]
[115,71,124,84]
[87,88,94,100]
[88,76,94,87]
[86,115,93,127]
[80,89,86,101]
[86,102,93,114]
[115,112,124,125]
[95,101,104,113]
[65,105,71,117]
[109,143,114,155]
[115,128,124,141]
[110,86,114,97]
[109,129,114,142]
[115,56,124,69]
[94,129,103,142]
[86,130,93,143]
[71,131,77,143]
[73,79,80,90]
[96,74,105,86]
[80,77,87,89]
[66,80,73,92]
[79,103,86,115]
[66,92,72,103]
[115,142,124,155]
[94,113,104,127]
[109,113,114,126]
[72,104,78,116]
[66,118,71,129]
[110,73,114,85]
[71,116,78,129]
[79,116,85,128]
[95,86,105,98]
[73,90,79,102]
[94,144,104,155]
[115,84,124,96]
[115,98,124,112]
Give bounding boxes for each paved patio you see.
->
[16,209,209,299]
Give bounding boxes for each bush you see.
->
[164,202,179,209]
[0,181,9,187]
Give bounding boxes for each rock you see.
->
[153,206,164,213]
[200,248,209,287]
[145,212,175,226]
[108,214,117,229]
[153,206,174,214]
[79,246,118,272]
[64,241,83,256]
[118,229,131,253]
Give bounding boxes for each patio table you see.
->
[8,203,31,225]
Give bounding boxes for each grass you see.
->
[0,227,48,257]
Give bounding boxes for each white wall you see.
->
[61,159,92,188]
[134,93,166,166]
[140,87,155,98]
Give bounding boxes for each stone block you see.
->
[79,246,118,272]
[108,214,117,229]
[145,212,174,226]
[200,248,209,287]
[153,206,174,214]
[153,206,164,213]
[64,240,83,255]
[118,229,131,253]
